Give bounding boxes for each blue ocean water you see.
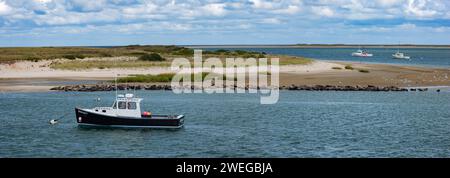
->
[1,91,449,157]
[203,48,450,67]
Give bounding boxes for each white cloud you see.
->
[376,0,403,7]
[397,23,416,30]
[122,2,158,17]
[273,5,300,14]
[405,0,438,18]
[261,18,281,24]
[66,0,107,12]
[201,3,227,16]
[312,6,334,17]
[228,2,243,9]
[1,0,450,45]
[250,0,275,9]
[34,0,52,3]
[0,1,13,15]
[433,27,450,33]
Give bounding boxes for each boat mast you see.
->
[115,73,118,102]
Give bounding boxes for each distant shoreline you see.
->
[185,44,450,49]
[1,44,449,49]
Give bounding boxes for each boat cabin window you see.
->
[118,101,127,109]
[127,102,137,110]
[112,102,117,109]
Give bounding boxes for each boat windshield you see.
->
[118,101,127,109]
[128,102,137,110]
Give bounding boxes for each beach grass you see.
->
[117,73,176,83]
[332,67,343,70]
[116,72,239,83]
[0,46,268,62]
[278,56,313,65]
[358,69,370,73]
[345,65,354,70]
[50,60,172,70]
[2,46,314,70]
[0,45,195,62]
[50,55,312,70]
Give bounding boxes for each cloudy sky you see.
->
[0,0,449,46]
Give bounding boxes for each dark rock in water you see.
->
[410,88,417,91]
[50,86,62,91]
[288,85,298,90]
[437,89,441,92]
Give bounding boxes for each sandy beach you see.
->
[1,58,449,92]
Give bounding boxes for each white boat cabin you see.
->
[89,93,144,118]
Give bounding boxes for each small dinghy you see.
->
[75,93,184,129]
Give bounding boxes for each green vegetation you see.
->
[204,49,267,58]
[345,65,354,70]
[138,53,165,61]
[0,47,122,62]
[116,72,236,83]
[50,54,312,70]
[62,54,85,60]
[1,45,315,70]
[172,48,194,56]
[332,67,342,70]
[50,60,171,70]
[358,69,370,73]
[117,73,176,83]
[0,45,194,62]
[278,56,313,65]
[0,46,284,62]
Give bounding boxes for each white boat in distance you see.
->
[392,50,411,60]
[351,49,373,57]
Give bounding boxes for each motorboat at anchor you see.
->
[392,50,411,60]
[75,93,184,129]
[351,49,373,57]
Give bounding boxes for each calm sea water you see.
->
[203,48,450,67]
[1,91,449,157]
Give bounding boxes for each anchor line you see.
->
[56,111,73,121]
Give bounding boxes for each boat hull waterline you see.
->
[75,108,184,129]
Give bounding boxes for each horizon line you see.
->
[1,43,450,48]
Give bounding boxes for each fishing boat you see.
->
[351,49,373,57]
[392,50,411,60]
[75,93,184,129]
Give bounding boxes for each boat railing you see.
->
[94,107,113,110]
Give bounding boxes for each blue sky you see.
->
[0,0,449,46]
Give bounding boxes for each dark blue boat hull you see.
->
[75,108,184,129]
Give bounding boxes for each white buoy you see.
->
[50,119,59,125]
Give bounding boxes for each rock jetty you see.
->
[48,84,431,92]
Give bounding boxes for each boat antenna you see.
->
[113,55,118,102]
[133,81,136,96]
[115,73,118,102]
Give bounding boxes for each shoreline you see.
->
[1,58,449,92]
